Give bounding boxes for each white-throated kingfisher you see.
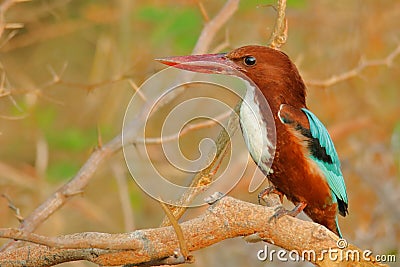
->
[157,45,349,237]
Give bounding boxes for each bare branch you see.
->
[134,110,230,145]
[0,113,28,120]
[159,200,190,261]
[211,29,230,53]
[306,44,400,88]
[1,194,24,223]
[0,197,388,267]
[268,0,288,48]
[0,133,125,252]
[128,79,147,102]
[112,163,135,232]
[196,1,210,22]
[0,29,18,48]
[42,66,128,93]
[192,0,239,54]
[0,0,30,39]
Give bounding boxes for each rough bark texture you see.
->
[0,197,387,267]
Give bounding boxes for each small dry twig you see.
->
[0,0,31,39]
[112,163,136,232]
[159,200,191,262]
[133,110,231,145]
[128,79,147,102]
[1,194,24,223]
[211,29,230,53]
[306,44,400,88]
[196,1,210,22]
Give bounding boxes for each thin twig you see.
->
[159,200,190,261]
[1,194,24,223]
[306,44,400,88]
[197,1,210,22]
[192,0,239,54]
[133,110,230,145]
[0,0,30,38]
[96,124,103,148]
[112,163,135,232]
[0,113,28,120]
[43,64,128,92]
[129,79,147,102]
[211,29,230,53]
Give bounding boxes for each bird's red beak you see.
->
[156,53,239,75]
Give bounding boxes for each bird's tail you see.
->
[335,217,343,238]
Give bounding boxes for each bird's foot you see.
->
[258,186,284,205]
[268,202,307,222]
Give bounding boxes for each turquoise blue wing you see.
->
[301,108,348,215]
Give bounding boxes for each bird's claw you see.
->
[258,186,283,205]
[268,205,287,222]
[268,202,307,223]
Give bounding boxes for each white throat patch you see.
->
[239,85,274,173]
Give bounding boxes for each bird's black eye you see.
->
[243,56,256,66]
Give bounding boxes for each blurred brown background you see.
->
[0,0,399,266]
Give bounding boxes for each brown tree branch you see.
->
[0,197,388,267]
[268,0,288,48]
[0,135,124,252]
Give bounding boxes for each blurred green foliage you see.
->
[286,0,307,8]
[46,127,96,152]
[47,160,80,182]
[136,5,201,52]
